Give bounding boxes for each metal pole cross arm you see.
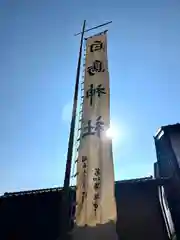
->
[74,20,112,36]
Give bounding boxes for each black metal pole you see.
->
[60,20,86,240]
[64,18,86,197]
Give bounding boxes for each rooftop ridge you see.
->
[1,176,168,198]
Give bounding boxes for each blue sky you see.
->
[0,0,180,194]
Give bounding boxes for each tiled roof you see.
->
[1,176,168,199]
[115,176,169,186]
[1,187,63,198]
[115,176,153,184]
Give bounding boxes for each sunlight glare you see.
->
[106,126,118,140]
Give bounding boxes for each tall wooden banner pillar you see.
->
[72,31,118,240]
